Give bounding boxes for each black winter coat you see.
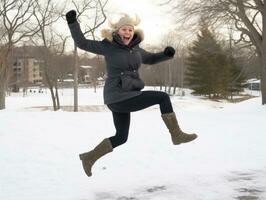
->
[68,22,172,104]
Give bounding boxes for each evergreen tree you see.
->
[227,55,246,97]
[186,26,232,98]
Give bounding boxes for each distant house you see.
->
[81,65,93,84]
[10,56,43,92]
[244,79,261,90]
[58,78,74,88]
[97,77,105,86]
[80,65,105,86]
[9,46,45,91]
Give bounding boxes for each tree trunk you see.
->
[0,53,8,110]
[74,44,79,112]
[0,78,6,110]
[48,85,57,111]
[257,3,266,105]
[43,61,57,111]
[261,71,266,105]
[259,54,266,105]
[168,62,172,94]
[168,85,171,94]
[93,77,97,93]
[55,83,60,110]
[173,85,177,95]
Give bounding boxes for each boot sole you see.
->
[173,135,198,145]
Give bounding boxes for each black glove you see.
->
[66,10,77,24]
[164,46,175,57]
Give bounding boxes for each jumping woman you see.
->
[66,10,198,177]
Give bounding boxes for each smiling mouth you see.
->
[123,36,131,42]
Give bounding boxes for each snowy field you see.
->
[0,87,266,200]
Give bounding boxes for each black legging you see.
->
[107,91,173,148]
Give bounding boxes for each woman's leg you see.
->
[107,91,173,114]
[109,112,131,148]
[79,139,113,177]
[107,91,170,149]
[108,90,197,145]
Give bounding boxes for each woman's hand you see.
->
[164,46,175,57]
[66,10,77,24]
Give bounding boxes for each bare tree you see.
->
[138,45,167,89]
[32,0,67,111]
[0,21,7,109]
[160,32,180,94]
[163,0,266,104]
[0,0,38,110]
[70,0,108,112]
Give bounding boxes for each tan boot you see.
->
[161,112,198,145]
[79,138,113,177]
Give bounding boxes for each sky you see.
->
[60,0,177,50]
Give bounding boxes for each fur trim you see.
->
[109,14,141,30]
[101,28,144,42]
[135,29,144,42]
[101,29,113,41]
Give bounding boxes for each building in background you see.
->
[244,79,261,91]
[81,65,93,84]
[9,46,44,92]
[10,56,43,92]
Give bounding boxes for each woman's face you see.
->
[117,25,134,45]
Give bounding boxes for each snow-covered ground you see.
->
[0,87,266,200]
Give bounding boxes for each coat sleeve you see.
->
[68,22,107,55]
[139,48,172,65]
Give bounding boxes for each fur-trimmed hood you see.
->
[101,28,144,43]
